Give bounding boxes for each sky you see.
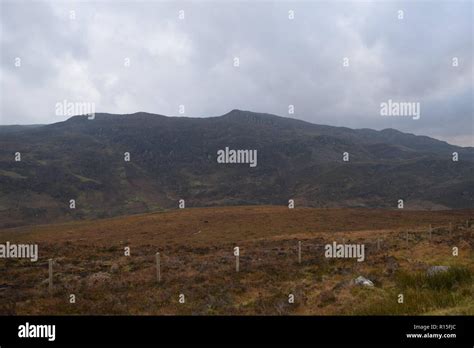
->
[0,0,472,146]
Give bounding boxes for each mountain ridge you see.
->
[0,109,472,228]
[1,109,471,150]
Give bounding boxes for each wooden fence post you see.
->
[156,252,161,283]
[48,259,53,293]
[298,241,301,264]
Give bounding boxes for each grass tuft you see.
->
[396,266,472,291]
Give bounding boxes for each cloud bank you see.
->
[0,0,472,146]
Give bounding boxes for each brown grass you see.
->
[0,206,472,315]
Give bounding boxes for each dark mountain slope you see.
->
[0,110,472,227]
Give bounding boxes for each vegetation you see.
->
[1,110,473,228]
[0,206,472,315]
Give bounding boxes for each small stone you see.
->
[353,276,374,287]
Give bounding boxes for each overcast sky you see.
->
[0,0,472,146]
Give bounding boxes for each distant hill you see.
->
[0,109,473,227]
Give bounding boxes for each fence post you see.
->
[298,241,301,264]
[234,247,239,273]
[48,259,53,293]
[156,252,161,283]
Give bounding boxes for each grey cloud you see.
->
[0,0,472,146]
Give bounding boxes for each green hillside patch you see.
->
[73,174,101,184]
[0,170,27,179]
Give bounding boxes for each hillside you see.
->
[0,110,473,227]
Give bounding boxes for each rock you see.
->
[86,272,111,287]
[427,266,450,276]
[353,276,374,287]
